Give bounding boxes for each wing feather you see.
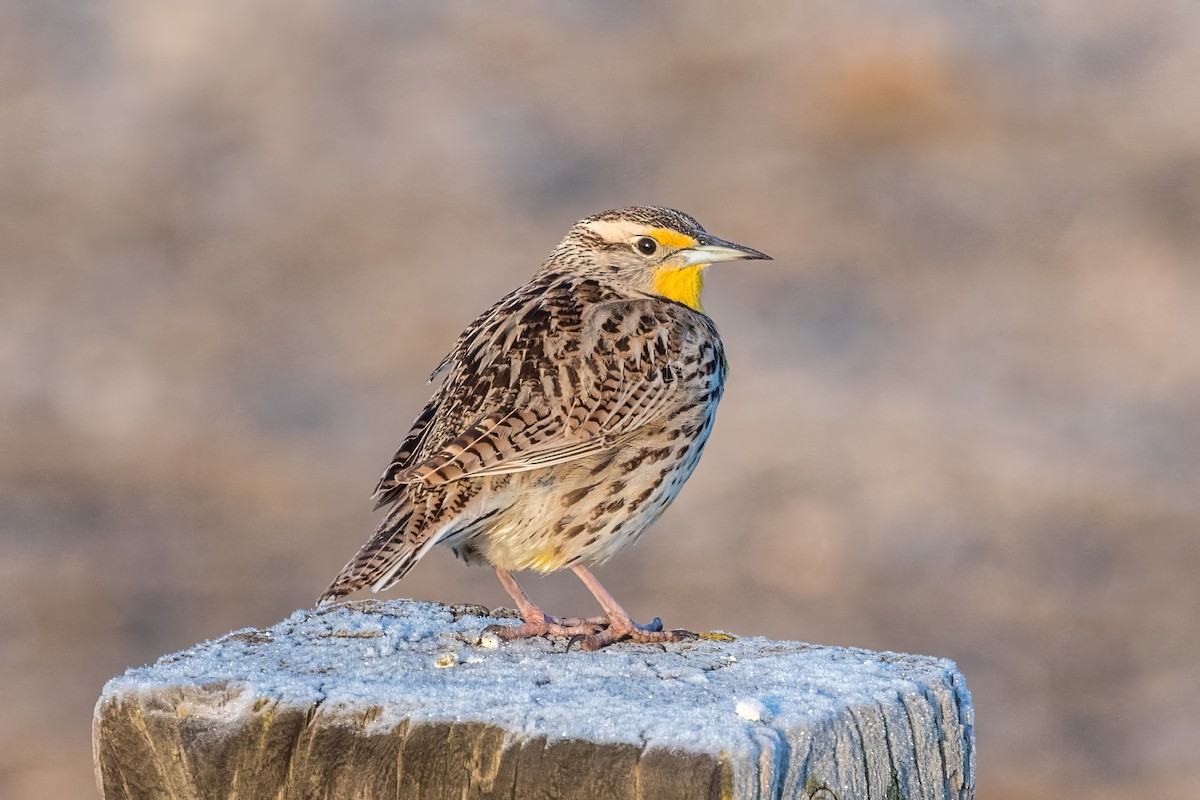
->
[380,281,686,490]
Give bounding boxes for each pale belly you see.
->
[450,406,717,573]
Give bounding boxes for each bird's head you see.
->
[546,206,771,312]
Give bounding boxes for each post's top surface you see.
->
[100,600,972,756]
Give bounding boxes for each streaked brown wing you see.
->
[377,280,681,492]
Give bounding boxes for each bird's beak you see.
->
[672,231,772,267]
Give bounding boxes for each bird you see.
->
[318,206,769,650]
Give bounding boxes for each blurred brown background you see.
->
[3,1,1199,798]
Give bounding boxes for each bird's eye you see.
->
[635,237,658,256]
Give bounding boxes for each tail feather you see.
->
[318,481,494,606]
[317,503,421,604]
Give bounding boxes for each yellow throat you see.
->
[654,265,706,312]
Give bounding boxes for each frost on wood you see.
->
[93,600,975,800]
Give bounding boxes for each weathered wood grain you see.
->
[94,600,974,799]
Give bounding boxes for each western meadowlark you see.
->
[319,206,769,649]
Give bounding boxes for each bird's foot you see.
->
[569,616,696,651]
[551,614,612,630]
[486,612,610,641]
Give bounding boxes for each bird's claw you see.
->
[572,622,695,651]
[489,614,611,642]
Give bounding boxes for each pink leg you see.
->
[570,565,694,650]
[488,568,608,640]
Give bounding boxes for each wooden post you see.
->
[93,600,974,800]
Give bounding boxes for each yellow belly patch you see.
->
[654,265,706,311]
[526,545,567,573]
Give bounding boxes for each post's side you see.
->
[94,689,729,800]
[94,600,974,800]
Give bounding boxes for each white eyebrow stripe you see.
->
[582,219,643,242]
